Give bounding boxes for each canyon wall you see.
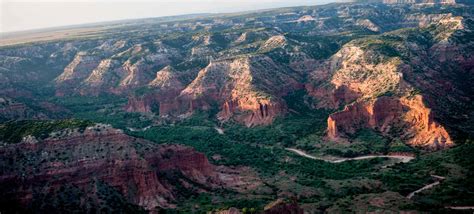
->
[309,14,473,149]
[327,96,453,149]
[0,124,234,211]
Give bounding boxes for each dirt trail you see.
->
[286,148,415,164]
[127,126,152,132]
[446,206,474,210]
[407,175,445,199]
[287,149,471,208]
[215,127,224,135]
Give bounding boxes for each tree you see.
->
[250,207,256,214]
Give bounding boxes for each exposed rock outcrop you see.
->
[0,124,241,211]
[55,52,101,85]
[0,97,48,121]
[83,59,119,87]
[180,56,299,126]
[124,66,185,115]
[306,44,405,109]
[54,42,180,95]
[327,96,453,149]
[1,1,471,142]
[149,66,183,90]
[297,15,316,22]
[356,19,380,32]
[264,199,304,214]
[218,98,285,127]
[213,208,242,214]
[308,15,471,149]
[124,95,157,113]
[259,35,288,52]
[119,60,156,89]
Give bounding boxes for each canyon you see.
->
[4,8,468,147]
[0,0,473,212]
[0,123,259,212]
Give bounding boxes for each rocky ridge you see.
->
[0,124,255,211]
[0,2,472,147]
[180,55,300,126]
[308,15,472,148]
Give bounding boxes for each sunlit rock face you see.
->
[308,15,472,149]
[327,96,453,149]
[179,56,300,126]
[0,2,471,147]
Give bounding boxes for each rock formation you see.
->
[180,56,299,126]
[214,208,242,214]
[149,66,183,90]
[124,95,157,113]
[263,199,304,214]
[259,35,288,52]
[0,97,48,121]
[0,124,240,211]
[124,66,185,115]
[0,1,471,144]
[327,96,453,149]
[308,15,472,149]
[55,52,101,85]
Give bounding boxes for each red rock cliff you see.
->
[0,124,224,211]
[264,199,304,214]
[327,95,453,149]
[179,56,299,126]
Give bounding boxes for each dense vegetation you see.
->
[0,182,146,214]
[49,95,153,129]
[126,107,473,212]
[1,1,473,213]
[0,119,93,144]
[32,88,471,212]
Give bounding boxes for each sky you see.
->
[0,0,344,33]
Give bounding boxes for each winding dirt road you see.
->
[446,206,474,210]
[286,148,415,163]
[287,149,472,209]
[407,175,445,199]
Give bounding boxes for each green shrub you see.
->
[0,119,93,144]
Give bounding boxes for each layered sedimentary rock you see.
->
[259,35,288,52]
[149,66,183,90]
[103,50,301,126]
[124,95,157,113]
[0,124,231,211]
[54,42,180,95]
[306,44,405,109]
[214,208,242,214]
[356,19,380,32]
[124,66,185,115]
[55,52,101,85]
[119,60,157,89]
[327,96,453,149]
[264,199,304,214]
[180,56,300,126]
[0,97,48,121]
[0,2,471,143]
[308,15,472,149]
[218,98,285,127]
[83,59,120,87]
